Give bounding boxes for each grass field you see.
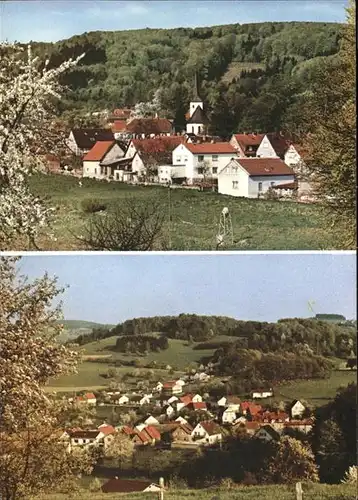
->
[19,173,336,251]
[46,331,356,403]
[34,482,357,500]
[275,370,356,406]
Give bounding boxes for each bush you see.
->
[81,198,107,213]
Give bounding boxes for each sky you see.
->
[17,253,356,324]
[0,0,348,44]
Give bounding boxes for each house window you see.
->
[184,156,188,162]
[212,155,218,162]
[94,168,97,175]
[212,167,218,174]
[258,182,263,192]
[198,167,204,175]
[198,126,201,134]
[232,181,238,189]
[270,181,275,187]
[198,155,204,162]
[176,157,181,163]
[115,173,120,180]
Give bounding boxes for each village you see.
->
[46,78,313,203]
[59,365,314,494]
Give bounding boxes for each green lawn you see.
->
[274,370,356,406]
[17,173,337,250]
[34,483,357,500]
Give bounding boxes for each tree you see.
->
[105,432,135,470]
[264,437,319,484]
[130,88,162,118]
[341,466,358,485]
[0,43,83,249]
[79,197,166,251]
[301,2,356,248]
[0,257,93,500]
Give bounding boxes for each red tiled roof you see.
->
[134,430,152,444]
[84,392,96,399]
[185,142,236,154]
[101,478,157,493]
[83,141,115,161]
[112,120,127,132]
[234,133,265,148]
[244,421,261,431]
[199,420,222,436]
[68,430,101,439]
[126,118,173,135]
[192,402,207,410]
[240,402,262,415]
[143,426,161,440]
[121,426,135,435]
[98,425,115,435]
[163,381,178,388]
[180,395,193,406]
[132,136,185,154]
[237,158,294,176]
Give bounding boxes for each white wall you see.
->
[186,123,204,135]
[248,175,295,198]
[103,143,125,162]
[218,161,250,197]
[284,145,301,167]
[158,165,186,183]
[256,135,278,158]
[173,144,235,183]
[83,160,101,179]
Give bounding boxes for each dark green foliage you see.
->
[114,335,169,354]
[311,383,357,483]
[72,314,356,359]
[30,22,341,135]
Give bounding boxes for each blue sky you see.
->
[0,1,347,43]
[17,253,356,324]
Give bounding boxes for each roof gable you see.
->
[83,141,115,161]
[237,158,294,176]
[185,142,236,155]
[186,106,209,125]
[72,128,114,149]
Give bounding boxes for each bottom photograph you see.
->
[0,253,356,500]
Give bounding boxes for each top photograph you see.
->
[0,0,355,251]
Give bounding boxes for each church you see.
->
[185,74,209,135]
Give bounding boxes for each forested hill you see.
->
[72,314,356,358]
[32,21,343,136]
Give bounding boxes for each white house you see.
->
[222,408,237,424]
[158,164,186,184]
[162,381,183,395]
[175,416,189,425]
[191,421,222,445]
[144,415,160,426]
[256,135,279,158]
[66,430,105,450]
[162,404,175,418]
[218,158,295,198]
[67,128,114,156]
[82,141,125,179]
[112,394,130,405]
[284,144,303,167]
[251,388,274,399]
[172,142,237,184]
[155,382,164,392]
[289,400,306,419]
[167,395,179,405]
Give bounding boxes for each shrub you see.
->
[81,198,107,213]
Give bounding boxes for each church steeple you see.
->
[193,72,203,103]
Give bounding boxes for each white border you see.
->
[2,250,356,256]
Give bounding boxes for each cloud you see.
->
[124,3,149,15]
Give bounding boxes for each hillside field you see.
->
[18,174,337,251]
[46,333,356,404]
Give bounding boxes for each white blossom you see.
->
[0,43,83,248]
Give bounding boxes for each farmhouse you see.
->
[230,133,265,157]
[171,423,193,442]
[191,421,222,445]
[251,388,274,399]
[171,142,237,184]
[66,430,105,449]
[67,128,114,156]
[218,158,295,198]
[82,140,126,179]
[289,400,306,419]
[254,424,281,442]
[162,381,183,395]
[222,408,238,424]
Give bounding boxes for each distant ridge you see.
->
[59,319,115,330]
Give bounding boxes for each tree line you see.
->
[72,314,356,359]
[29,21,342,138]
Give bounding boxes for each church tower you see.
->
[189,73,204,118]
[186,73,208,135]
